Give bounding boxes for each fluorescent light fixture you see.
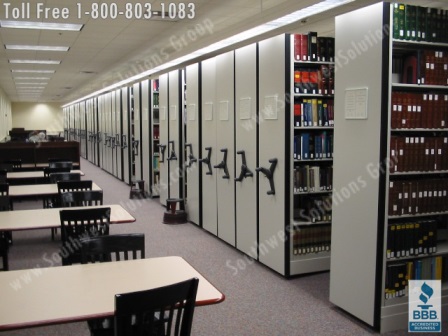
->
[0,20,83,31]
[5,45,69,51]
[15,83,47,85]
[9,59,61,64]
[64,0,354,107]
[14,77,51,80]
[12,69,55,73]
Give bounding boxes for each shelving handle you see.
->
[121,134,127,149]
[185,143,197,168]
[158,144,167,163]
[199,147,213,175]
[167,140,177,161]
[115,134,121,147]
[255,158,278,195]
[132,139,140,156]
[235,150,253,182]
[214,148,230,179]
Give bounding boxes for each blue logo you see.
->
[409,280,441,333]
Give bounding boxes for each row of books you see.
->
[391,91,447,129]
[398,51,448,86]
[294,195,332,223]
[386,219,437,259]
[389,136,448,173]
[153,125,159,139]
[388,178,448,216]
[293,165,333,193]
[153,153,160,171]
[385,256,446,300]
[294,99,334,127]
[153,79,159,92]
[393,3,448,43]
[293,132,333,161]
[292,225,331,256]
[293,65,335,95]
[153,93,159,107]
[293,33,335,63]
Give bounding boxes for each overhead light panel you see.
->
[9,59,61,64]
[14,77,51,80]
[15,83,47,85]
[5,45,69,51]
[12,69,55,73]
[0,20,83,31]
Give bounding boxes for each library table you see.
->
[7,170,84,179]
[8,182,101,198]
[0,204,135,231]
[0,256,225,331]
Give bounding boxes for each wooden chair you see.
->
[114,278,199,336]
[80,233,144,264]
[48,161,73,170]
[0,170,6,184]
[60,190,103,207]
[49,172,81,183]
[4,159,22,171]
[0,196,11,270]
[0,183,12,211]
[80,234,145,336]
[59,208,110,266]
[0,164,13,172]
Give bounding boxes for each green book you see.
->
[393,3,406,40]
[416,6,427,41]
[405,4,417,41]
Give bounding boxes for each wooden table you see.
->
[7,170,84,179]
[0,204,135,231]
[0,256,225,330]
[9,182,101,198]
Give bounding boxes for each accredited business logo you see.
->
[409,280,441,332]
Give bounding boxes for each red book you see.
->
[294,104,302,127]
[309,70,318,94]
[402,55,418,84]
[293,34,301,61]
[300,34,308,61]
[294,71,302,93]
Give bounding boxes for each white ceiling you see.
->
[0,0,446,105]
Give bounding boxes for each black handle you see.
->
[158,144,167,163]
[214,148,230,179]
[132,140,140,156]
[235,150,254,182]
[199,147,213,175]
[111,137,116,148]
[115,134,120,147]
[103,133,108,146]
[256,158,278,195]
[87,131,93,142]
[97,132,102,143]
[121,134,127,149]
[185,143,197,168]
[167,140,177,161]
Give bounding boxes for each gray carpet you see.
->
[3,158,443,336]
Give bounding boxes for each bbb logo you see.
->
[413,282,437,320]
[409,280,441,333]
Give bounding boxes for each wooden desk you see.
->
[7,170,84,179]
[0,256,225,330]
[9,182,101,198]
[0,204,135,231]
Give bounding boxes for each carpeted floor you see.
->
[2,158,445,336]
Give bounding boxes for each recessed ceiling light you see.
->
[0,20,83,31]
[9,59,61,64]
[15,83,47,85]
[5,45,69,51]
[12,69,55,73]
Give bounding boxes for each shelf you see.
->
[384,286,448,307]
[393,39,448,49]
[392,83,448,91]
[294,126,333,130]
[391,128,448,132]
[292,220,332,226]
[386,241,448,262]
[294,60,335,65]
[389,211,448,220]
[294,190,332,195]
[294,158,333,162]
[390,170,448,176]
[294,93,334,97]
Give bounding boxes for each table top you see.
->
[7,170,84,179]
[9,182,101,198]
[0,204,135,231]
[0,256,225,331]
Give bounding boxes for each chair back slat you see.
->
[60,190,103,207]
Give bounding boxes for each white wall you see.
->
[0,88,12,142]
[11,102,63,135]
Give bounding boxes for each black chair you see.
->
[49,172,81,183]
[0,169,6,184]
[0,196,11,270]
[80,233,145,336]
[60,190,103,207]
[0,183,12,211]
[59,208,110,266]
[0,164,13,172]
[43,167,71,180]
[4,159,22,171]
[80,233,144,264]
[114,278,199,336]
[49,161,73,170]
[48,158,71,163]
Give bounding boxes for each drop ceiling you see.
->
[0,0,446,105]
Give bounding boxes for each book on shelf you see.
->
[295,99,334,127]
[294,131,333,160]
[293,165,333,193]
[292,224,331,255]
[294,195,332,223]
